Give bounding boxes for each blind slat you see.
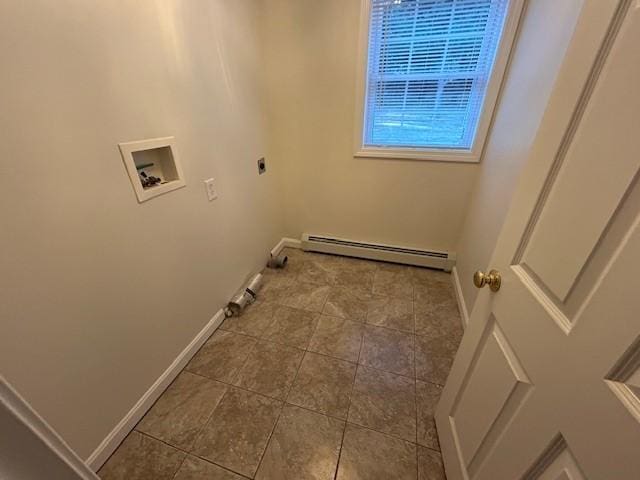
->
[364,0,509,149]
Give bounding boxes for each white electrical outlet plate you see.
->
[204,178,218,201]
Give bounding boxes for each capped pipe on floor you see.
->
[267,254,288,269]
[245,273,263,297]
[225,273,263,317]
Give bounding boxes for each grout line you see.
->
[332,311,367,480]
[184,386,234,468]
[299,347,359,366]
[192,456,253,480]
[169,453,187,480]
[416,377,445,389]
[251,359,303,476]
[136,430,254,480]
[419,444,443,454]
[332,411,349,480]
[158,377,232,480]
[250,399,285,479]
[185,371,283,404]
[342,418,418,446]
[416,439,420,479]
[281,400,349,423]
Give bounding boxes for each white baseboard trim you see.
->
[452,266,470,329]
[86,309,226,471]
[270,237,302,257]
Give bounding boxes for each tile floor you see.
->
[99,248,464,480]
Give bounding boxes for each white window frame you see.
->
[353,0,526,163]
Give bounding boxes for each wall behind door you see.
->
[0,0,284,459]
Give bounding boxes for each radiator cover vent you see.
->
[302,234,455,271]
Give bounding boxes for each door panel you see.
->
[451,317,531,468]
[436,1,640,479]
[535,445,585,480]
[607,336,640,422]
[522,436,585,480]
[520,7,640,301]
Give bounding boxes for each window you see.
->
[355,0,522,162]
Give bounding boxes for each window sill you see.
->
[354,147,480,163]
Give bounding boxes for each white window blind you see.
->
[363,0,510,150]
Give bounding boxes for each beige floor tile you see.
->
[415,333,458,386]
[413,281,455,306]
[413,280,456,304]
[192,388,282,477]
[377,262,412,273]
[98,431,185,480]
[348,365,416,442]
[416,380,442,450]
[323,286,371,322]
[281,281,331,312]
[258,260,303,280]
[220,300,278,337]
[414,300,463,342]
[256,405,344,480]
[418,446,446,480]
[136,372,227,450]
[372,268,414,300]
[233,340,304,400]
[297,254,343,285]
[336,424,417,480]
[359,325,415,377]
[333,260,377,289]
[287,352,357,419]
[173,456,245,480]
[337,255,379,272]
[261,264,301,283]
[186,330,256,384]
[261,275,296,303]
[261,306,319,349]
[308,315,365,363]
[366,296,414,332]
[410,267,451,288]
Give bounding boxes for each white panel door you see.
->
[436,1,640,479]
[0,376,98,480]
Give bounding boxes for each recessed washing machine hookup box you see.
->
[119,136,186,203]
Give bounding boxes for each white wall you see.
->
[261,0,478,253]
[0,0,284,459]
[454,0,584,315]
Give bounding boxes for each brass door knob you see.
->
[473,270,501,292]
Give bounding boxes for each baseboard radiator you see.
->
[301,234,455,272]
